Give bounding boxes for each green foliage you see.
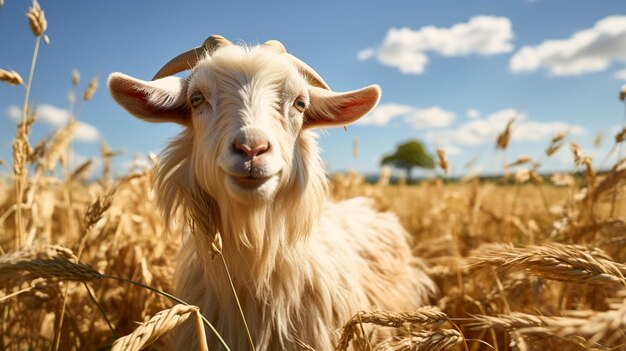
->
[381,140,435,181]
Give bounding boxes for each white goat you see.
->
[108,35,436,351]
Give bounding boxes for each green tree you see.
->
[381,140,435,183]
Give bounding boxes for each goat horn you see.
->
[152,35,232,80]
[287,54,330,90]
[262,39,329,90]
[263,40,287,53]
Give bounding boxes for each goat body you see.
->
[108,37,436,350]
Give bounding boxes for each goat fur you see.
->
[108,43,436,351]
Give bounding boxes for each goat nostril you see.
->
[233,140,270,158]
[233,140,245,155]
[255,143,270,156]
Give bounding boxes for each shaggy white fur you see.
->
[108,40,436,351]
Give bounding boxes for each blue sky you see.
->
[1,0,625,177]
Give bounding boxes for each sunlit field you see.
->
[2,2,626,351]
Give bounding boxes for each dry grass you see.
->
[2,2,626,350]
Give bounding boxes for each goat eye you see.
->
[293,97,306,113]
[190,92,204,108]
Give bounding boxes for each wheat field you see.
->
[2,2,626,351]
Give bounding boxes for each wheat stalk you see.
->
[586,158,626,203]
[466,243,626,285]
[71,68,80,87]
[570,143,593,170]
[372,329,463,351]
[519,301,626,346]
[336,307,449,351]
[13,1,47,249]
[545,143,562,157]
[0,244,228,350]
[111,304,206,351]
[83,193,113,234]
[0,245,102,282]
[41,119,77,171]
[505,156,531,168]
[83,76,98,101]
[0,277,46,303]
[467,312,567,330]
[496,117,515,150]
[437,148,449,176]
[0,69,24,86]
[26,0,47,37]
[545,131,567,157]
[70,159,93,181]
[615,127,626,143]
[100,142,122,188]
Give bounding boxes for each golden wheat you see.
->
[437,148,449,176]
[26,0,47,37]
[336,308,449,351]
[111,304,204,351]
[496,117,515,150]
[71,69,80,87]
[0,245,102,282]
[2,6,626,350]
[82,76,98,101]
[0,69,24,86]
[466,243,626,285]
[506,155,532,168]
[532,304,626,345]
[371,329,463,351]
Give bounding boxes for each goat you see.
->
[108,35,436,351]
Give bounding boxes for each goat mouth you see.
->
[230,175,273,189]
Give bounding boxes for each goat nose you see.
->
[234,138,270,158]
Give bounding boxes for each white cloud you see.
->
[426,108,585,146]
[7,105,21,121]
[38,105,72,126]
[359,16,514,74]
[357,103,455,129]
[405,107,455,129]
[514,120,584,142]
[466,108,481,119]
[615,68,626,80]
[510,16,626,76]
[7,104,70,126]
[6,104,100,143]
[357,103,413,126]
[74,122,101,142]
[357,48,375,61]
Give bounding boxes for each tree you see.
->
[381,140,435,183]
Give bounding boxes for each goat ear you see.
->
[304,85,381,128]
[108,73,190,125]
